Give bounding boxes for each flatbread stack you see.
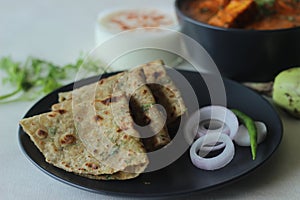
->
[19,60,186,180]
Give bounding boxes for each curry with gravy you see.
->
[181,0,300,30]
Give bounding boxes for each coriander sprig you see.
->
[0,56,108,103]
[255,0,276,7]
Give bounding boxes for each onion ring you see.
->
[184,105,239,150]
[234,121,267,146]
[190,133,235,170]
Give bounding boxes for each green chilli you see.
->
[231,109,257,160]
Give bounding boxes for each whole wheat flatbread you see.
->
[20,97,148,179]
[58,66,172,151]
[142,60,186,124]
[59,60,186,125]
[20,71,150,179]
[117,68,170,151]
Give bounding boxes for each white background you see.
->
[1,0,300,199]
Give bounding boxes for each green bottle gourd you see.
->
[273,67,300,119]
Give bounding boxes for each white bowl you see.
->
[94,7,183,70]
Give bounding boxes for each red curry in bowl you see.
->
[181,0,300,30]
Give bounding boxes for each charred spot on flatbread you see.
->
[36,129,48,139]
[60,133,76,146]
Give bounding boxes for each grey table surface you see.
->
[1,0,300,199]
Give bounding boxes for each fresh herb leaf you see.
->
[288,16,295,21]
[255,0,276,7]
[0,56,109,103]
[48,127,57,136]
[255,0,277,16]
[141,103,154,112]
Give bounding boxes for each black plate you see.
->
[18,70,282,197]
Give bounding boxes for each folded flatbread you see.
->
[20,96,148,179]
[58,66,172,151]
[142,60,186,124]
[20,71,150,179]
[58,60,186,125]
[119,67,170,151]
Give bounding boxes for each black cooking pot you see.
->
[175,0,300,82]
